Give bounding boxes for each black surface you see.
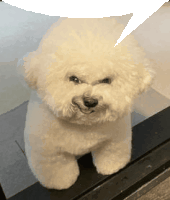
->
[0,184,6,200]
[8,106,170,200]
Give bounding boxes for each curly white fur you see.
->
[21,17,155,190]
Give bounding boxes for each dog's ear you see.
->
[17,52,38,90]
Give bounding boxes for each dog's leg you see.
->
[24,92,80,189]
[91,137,132,175]
[25,146,80,190]
[91,114,132,175]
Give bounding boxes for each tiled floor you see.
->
[0,101,38,199]
[1,88,170,199]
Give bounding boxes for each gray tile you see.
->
[0,101,28,143]
[0,139,37,199]
[132,88,170,126]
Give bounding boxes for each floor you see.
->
[138,176,170,200]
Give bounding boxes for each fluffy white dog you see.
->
[18,17,155,190]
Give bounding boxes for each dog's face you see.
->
[25,52,154,126]
[44,58,122,126]
[23,18,155,125]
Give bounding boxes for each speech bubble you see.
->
[114,0,168,46]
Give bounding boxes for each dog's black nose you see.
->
[83,97,98,108]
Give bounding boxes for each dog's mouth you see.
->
[74,103,95,114]
[80,109,95,114]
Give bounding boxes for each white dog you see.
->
[18,17,155,190]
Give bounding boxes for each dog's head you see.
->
[23,18,155,125]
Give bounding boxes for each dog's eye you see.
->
[101,78,111,84]
[69,76,81,84]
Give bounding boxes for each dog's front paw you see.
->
[39,159,80,190]
[92,153,131,175]
[43,169,79,190]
